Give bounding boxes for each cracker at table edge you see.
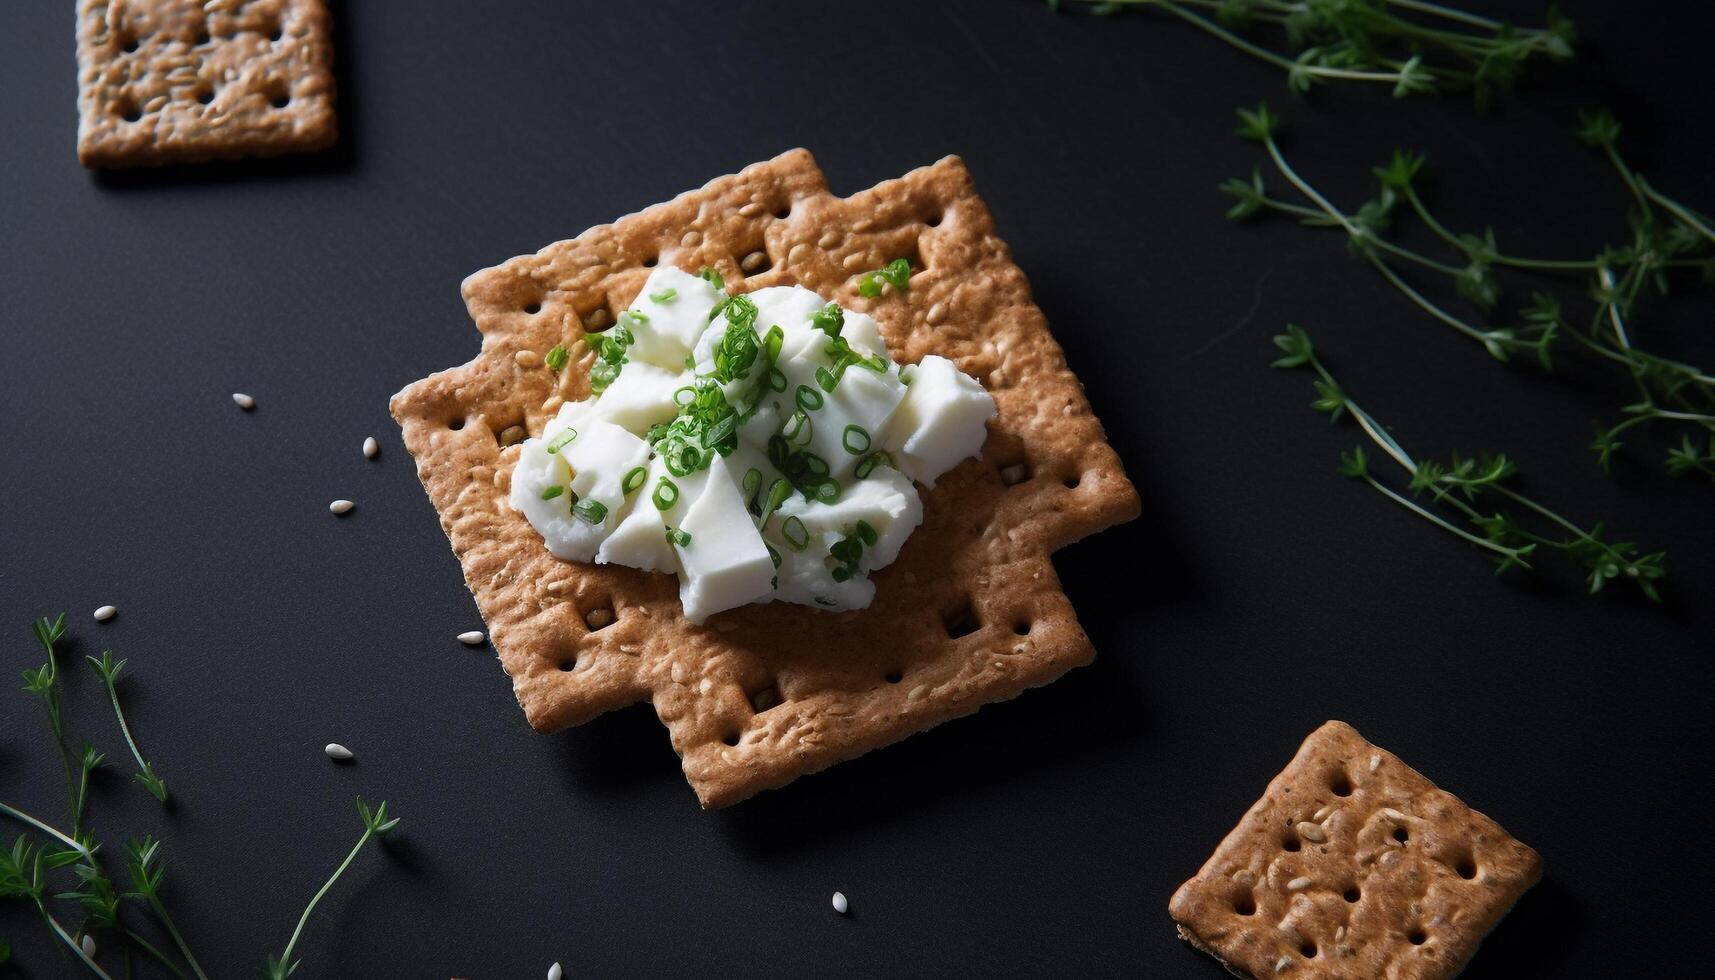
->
[390,149,1141,807]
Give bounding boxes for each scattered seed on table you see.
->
[330,499,355,515]
[548,963,563,980]
[832,891,849,915]
[324,743,354,761]
[232,392,255,410]
[459,630,486,646]
[82,934,97,958]
[363,436,379,459]
[94,605,117,622]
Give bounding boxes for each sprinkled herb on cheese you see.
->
[509,265,995,623]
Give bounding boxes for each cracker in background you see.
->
[1169,720,1542,979]
[76,0,335,168]
[391,149,1140,807]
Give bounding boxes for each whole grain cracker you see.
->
[75,0,336,168]
[1169,721,1542,979]
[390,150,1140,807]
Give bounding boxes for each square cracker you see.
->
[76,0,336,168]
[1169,721,1542,979]
[390,150,1140,807]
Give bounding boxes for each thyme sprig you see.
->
[1052,0,1571,104]
[264,798,400,980]
[0,837,113,978]
[1230,104,1715,480]
[1275,325,1667,599]
[88,652,168,803]
[20,615,82,837]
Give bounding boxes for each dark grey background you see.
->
[3,1,1712,977]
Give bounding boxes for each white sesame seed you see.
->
[831,891,849,915]
[1369,754,1381,772]
[1312,805,1334,823]
[329,499,355,515]
[324,743,353,761]
[1275,955,1293,973]
[82,933,97,958]
[232,392,255,410]
[1286,876,1312,891]
[459,630,486,646]
[94,605,117,622]
[362,436,379,459]
[547,963,562,980]
[1382,808,1407,821]
[1296,822,1326,843]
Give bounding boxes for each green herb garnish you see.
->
[795,385,824,412]
[853,451,892,480]
[842,425,871,455]
[653,477,680,511]
[573,499,608,525]
[781,516,809,551]
[698,266,726,291]
[545,344,569,372]
[665,527,692,548]
[540,484,565,501]
[88,651,167,803]
[545,428,578,454]
[264,799,400,980]
[811,302,844,337]
[622,466,647,495]
[1274,325,1667,600]
[650,287,678,303]
[857,258,912,298]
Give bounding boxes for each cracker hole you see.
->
[1282,833,1301,853]
[1408,929,1427,946]
[584,604,616,632]
[721,731,740,747]
[557,657,576,672]
[122,35,140,53]
[773,204,791,220]
[1300,942,1317,958]
[642,255,658,268]
[1063,473,1082,490]
[748,686,782,713]
[448,416,466,431]
[926,211,943,228]
[268,23,283,42]
[1343,886,1361,902]
[523,300,542,315]
[1455,858,1477,880]
[941,600,979,640]
[118,99,142,122]
[194,26,211,45]
[1233,895,1256,916]
[270,90,291,109]
[1328,771,1353,796]
[196,88,215,105]
[1393,826,1409,844]
[884,669,903,684]
[1012,620,1030,636]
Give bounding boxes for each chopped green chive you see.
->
[813,480,840,503]
[758,478,792,526]
[853,451,893,480]
[795,385,825,412]
[842,425,871,454]
[855,519,878,546]
[766,543,782,568]
[649,287,678,303]
[783,410,812,446]
[782,516,809,551]
[767,367,787,392]
[573,499,608,525]
[698,266,726,291]
[665,527,692,548]
[652,477,679,511]
[545,344,569,371]
[540,485,565,501]
[742,467,763,507]
[546,428,578,454]
[857,258,912,298]
[763,325,784,363]
[622,466,647,495]
[811,302,844,337]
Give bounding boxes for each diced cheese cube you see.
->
[625,267,727,369]
[840,310,887,358]
[750,285,829,362]
[774,348,907,483]
[674,456,776,623]
[509,421,648,562]
[766,467,922,611]
[562,360,684,435]
[882,355,996,486]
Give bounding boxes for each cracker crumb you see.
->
[94,605,117,622]
[831,891,849,915]
[232,392,255,410]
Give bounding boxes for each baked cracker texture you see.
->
[1169,721,1542,979]
[75,0,336,168]
[390,150,1140,807]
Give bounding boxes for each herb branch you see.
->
[264,798,400,980]
[1274,325,1667,599]
[20,614,83,837]
[88,651,168,803]
[1229,104,1715,480]
[126,837,209,980]
[1051,0,1572,104]
[0,837,114,979]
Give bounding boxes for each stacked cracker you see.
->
[391,150,1140,807]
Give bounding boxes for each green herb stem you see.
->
[142,895,208,980]
[35,898,113,979]
[277,825,374,975]
[121,926,190,980]
[0,802,93,863]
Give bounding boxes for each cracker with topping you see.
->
[1170,721,1542,978]
[390,150,1139,807]
[75,0,335,168]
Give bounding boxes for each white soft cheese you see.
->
[513,266,993,622]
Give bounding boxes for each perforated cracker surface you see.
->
[1170,721,1542,979]
[390,150,1140,807]
[76,0,335,168]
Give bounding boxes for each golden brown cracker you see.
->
[76,0,335,168]
[390,149,1140,807]
[1170,721,1542,979]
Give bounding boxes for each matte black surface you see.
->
[3,1,1712,976]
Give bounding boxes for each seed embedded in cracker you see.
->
[389,150,1140,808]
[75,0,337,169]
[1169,721,1542,980]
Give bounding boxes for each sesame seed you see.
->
[363,436,379,459]
[548,963,563,980]
[1286,876,1312,891]
[82,934,97,958]
[329,499,355,515]
[831,891,849,915]
[324,743,353,761]
[1000,464,1029,486]
[514,349,541,367]
[738,202,764,218]
[458,630,486,646]
[1312,805,1334,822]
[1275,955,1293,972]
[1369,754,1381,772]
[1382,808,1407,821]
[232,392,255,410]
[741,250,767,272]
[1296,822,1327,843]
[94,605,117,622]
